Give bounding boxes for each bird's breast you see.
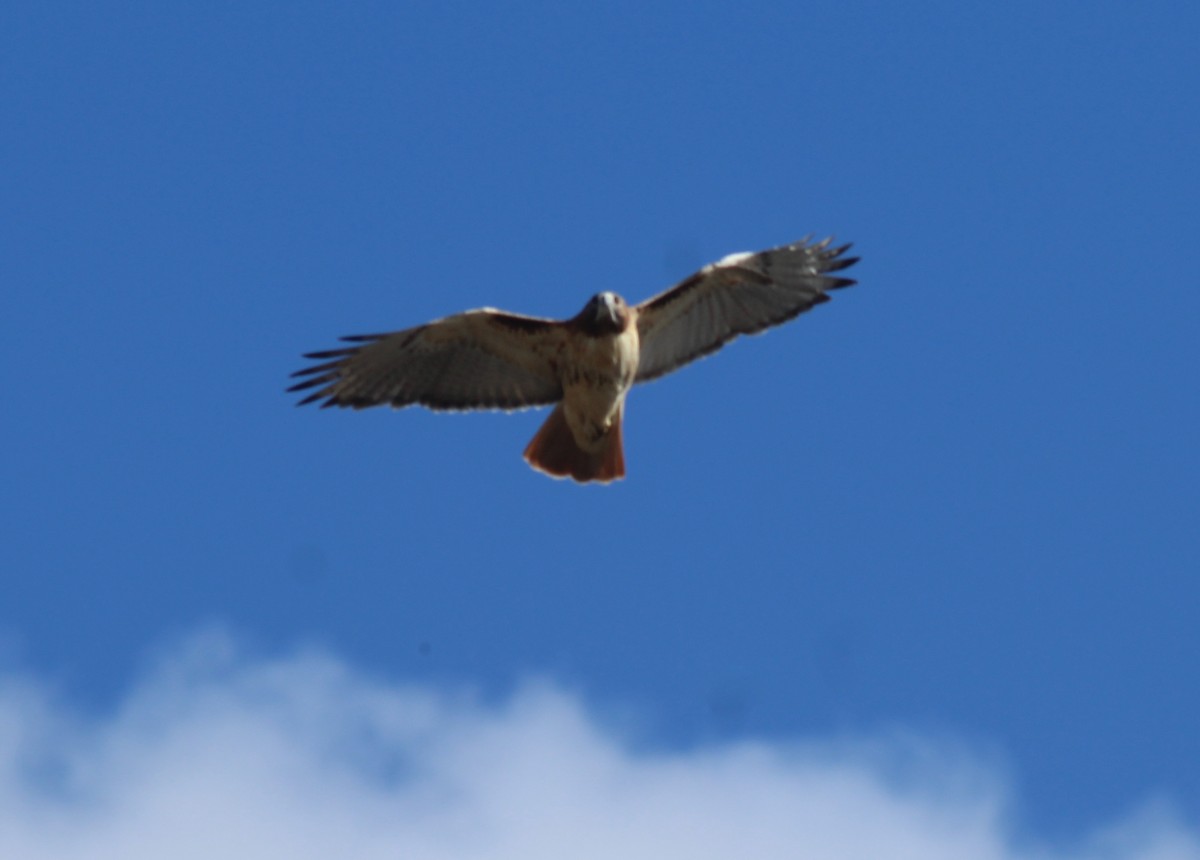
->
[561,325,639,387]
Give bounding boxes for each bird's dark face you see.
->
[579,291,630,335]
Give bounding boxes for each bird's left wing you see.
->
[634,237,858,383]
[288,309,566,411]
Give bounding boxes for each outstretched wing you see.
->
[634,237,858,383]
[288,309,567,411]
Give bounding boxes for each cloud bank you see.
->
[0,633,1194,860]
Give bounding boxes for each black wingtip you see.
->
[287,379,322,394]
[290,361,342,379]
[296,390,327,406]
[826,257,860,276]
[289,336,370,403]
[302,347,359,361]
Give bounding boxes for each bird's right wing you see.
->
[634,237,858,383]
[288,309,567,411]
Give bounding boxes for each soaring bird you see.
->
[288,236,858,483]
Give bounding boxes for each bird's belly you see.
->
[562,381,626,450]
[560,328,639,451]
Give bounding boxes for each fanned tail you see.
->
[522,404,625,484]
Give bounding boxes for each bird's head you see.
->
[579,291,630,335]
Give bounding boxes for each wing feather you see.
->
[634,237,858,382]
[288,309,566,411]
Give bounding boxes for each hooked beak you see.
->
[593,293,617,326]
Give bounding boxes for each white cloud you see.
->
[0,631,1194,860]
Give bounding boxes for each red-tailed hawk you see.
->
[289,236,858,483]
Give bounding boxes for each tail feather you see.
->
[523,404,626,484]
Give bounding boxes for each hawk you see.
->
[289,236,858,483]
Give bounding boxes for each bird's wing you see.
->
[288,309,567,411]
[634,237,858,383]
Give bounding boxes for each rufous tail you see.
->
[522,404,625,484]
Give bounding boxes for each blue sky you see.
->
[3,2,1199,854]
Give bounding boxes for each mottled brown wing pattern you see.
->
[634,237,858,383]
[288,310,567,412]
